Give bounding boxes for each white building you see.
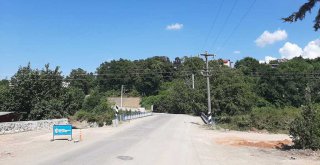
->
[222,60,232,68]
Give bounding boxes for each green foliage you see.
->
[74,110,89,121]
[283,0,320,31]
[29,99,66,120]
[82,89,104,111]
[4,64,66,119]
[290,104,320,150]
[62,87,86,115]
[250,106,300,132]
[216,115,251,131]
[0,64,88,120]
[141,95,161,110]
[67,68,95,95]
[143,80,206,115]
[4,55,320,151]
[75,90,115,126]
[96,56,174,96]
[105,89,121,97]
[212,66,256,116]
[235,57,260,75]
[217,106,301,132]
[74,110,114,127]
[141,87,171,113]
[0,80,9,111]
[97,59,137,93]
[126,89,140,97]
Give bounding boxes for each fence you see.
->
[117,112,152,122]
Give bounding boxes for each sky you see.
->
[0,0,319,78]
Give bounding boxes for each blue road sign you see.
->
[53,125,72,140]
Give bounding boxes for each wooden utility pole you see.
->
[200,51,215,124]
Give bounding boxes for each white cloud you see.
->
[166,23,184,31]
[279,39,320,60]
[255,30,288,47]
[233,50,241,54]
[259,56,277,64]
[265,56,277,63]
[279,42,303,59]
[302,39,320,59]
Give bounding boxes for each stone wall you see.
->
[0,119,68,135]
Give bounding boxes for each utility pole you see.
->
[201,51,215,124]
[192,74,195,89]
[120,85,124,107]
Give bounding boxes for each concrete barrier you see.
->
[0,119,68,135]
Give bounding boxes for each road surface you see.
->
[41,113,208,165]
[1,113,318,165]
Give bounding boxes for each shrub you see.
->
[74,95,115,127]
[217,106,301,133]
[74,110,89,121]
[250,106,300,132]
[290,104,320,150]
[103,113,114,125]
[216,115,251,131]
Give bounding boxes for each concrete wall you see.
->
[108,97,141,108]
[0,119,68,135]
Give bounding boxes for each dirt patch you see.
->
[216,137,293,149]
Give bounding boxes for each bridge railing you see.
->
[117,112,152,122]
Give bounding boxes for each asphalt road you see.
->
[3,113,316,165]
[39,114,213,165]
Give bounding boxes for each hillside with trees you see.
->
[1,56,320,149]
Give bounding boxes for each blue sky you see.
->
[0,0,319,78]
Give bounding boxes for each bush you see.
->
[250,106,300,132]
[141,95,163,110]
[74,94,115,127]
[105,89,120,97]
[290,104,320,150]
[29,99,66,120]
[216,115,251,131]
[74,110,89,121]
[217,106,301,133]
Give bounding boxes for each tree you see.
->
[29,99,66,120]
[290,104,320,150]
[283,0,320,31]
[67,68,94,95]
[96,59,137,93]
[0,80,9,111]
[234,57,260,75]
[5,63,67,120]
[62,87,85,115]
[211,66,256,116]
[134,56,174,96]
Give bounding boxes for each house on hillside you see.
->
[222,59,232,68]
[260,58,289,68]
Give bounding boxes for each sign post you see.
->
[53,124,73,141]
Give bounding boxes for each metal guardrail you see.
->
[117,112,152,122]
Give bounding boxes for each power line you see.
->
[210,0,238,51]
[216,0,257,53]
[201,0,225,51]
